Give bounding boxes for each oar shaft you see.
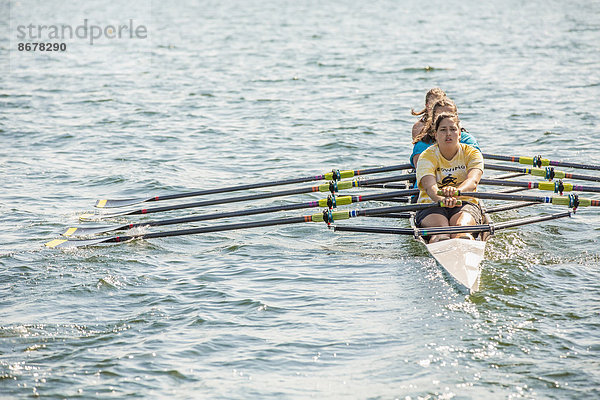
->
[67,189,420,236]
[357,189,418,202]
[155,179,320,202]
[72,202,320,236]
[480,178,600,194]
[52,215,319,248]
[145,201,317,228]
[487,164,600,182]
[127,186,318,216]
[96,163,413,207]
[492,211,572,230]
[356,164,414,175]
[365,183,409,190]
[335,211,572,236]
[106,189,418,232]
[459,191,600,207]
[359,202,452,217]
[365,213,412,219]
[484,202,538,213]
[49,200,449,248]
[459,192,549,203]
[92,173,416,219]
[154,164,413,202]
[335,224,494,236]
[147,190,418,226]
[334,226,414,235]
[122,216,311,241]
[484,153,600,171]
[50,216,311,248]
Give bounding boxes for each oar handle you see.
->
[437,189,462,197]
[430,195,463,207]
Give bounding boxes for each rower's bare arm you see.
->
[422,175,444,202]
[412,121,423,140]
[457,168,483,193]
[412,153,420,168]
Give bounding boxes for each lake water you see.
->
[1,0,600,398]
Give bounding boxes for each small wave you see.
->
[188,92,215,97]
[96,275,126,290]
[400,66,442,72]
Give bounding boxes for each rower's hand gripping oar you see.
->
[95,163,412,208]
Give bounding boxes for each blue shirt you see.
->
[410,131,480,168]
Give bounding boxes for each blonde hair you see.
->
[412,97,458,144]
[411,88,447,117]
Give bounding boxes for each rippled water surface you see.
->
[2,0,600,398]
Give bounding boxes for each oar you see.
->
[484,202,538,213]
[80,173,416,220]
[364,183,410,190]
[452,191,600,208]
[369,181,532,196]
[64,189,419,237]
[334,211,572,236]
[365,213,412,219]
[486,163,600,182]
[479,178,600,194]
[95,163,413,208]
[483,153,600,171]
[45,201,455,249]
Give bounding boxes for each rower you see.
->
[411,87,446,140]
[410,93,480,169]
[414,112,484,243]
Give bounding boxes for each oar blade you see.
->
[62,224,125,237]
[45,236,117,249]
[95,197,150,208]
[80,209,134,221]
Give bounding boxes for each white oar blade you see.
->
[95,197,149,208]
[62,224,124,237]
[79,210,133,221]
[426,238,486,293]
[45,237,115,249]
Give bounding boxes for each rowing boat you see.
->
[410,203,491,293]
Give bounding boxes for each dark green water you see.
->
[1,0,599,398]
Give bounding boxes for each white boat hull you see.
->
[425,238,486,292]
[410,201,491,293]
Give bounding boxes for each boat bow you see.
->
[425,238,486,293]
